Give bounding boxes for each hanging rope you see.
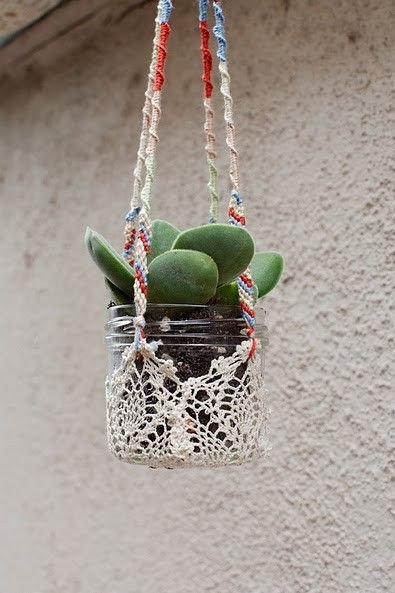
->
[212,0,256,357]
[199,0,219,223]
[123,0,257,359]
[123,0,163,265]
[132,0,173,353]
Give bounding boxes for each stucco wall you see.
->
[0,1,393,592]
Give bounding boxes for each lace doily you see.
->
[106,340,269,468]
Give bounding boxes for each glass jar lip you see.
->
[106,303,266,326]
[108,303,265,312]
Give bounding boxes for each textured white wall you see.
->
[0,1,394,592]
[0,1,60,35]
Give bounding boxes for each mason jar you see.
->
[105,304,269,468]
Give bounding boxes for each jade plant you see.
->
[85,220,283,306]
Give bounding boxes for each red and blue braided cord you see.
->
[199,0,213,100]
[132,0,174,352]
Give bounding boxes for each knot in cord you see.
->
[133,315,146,330]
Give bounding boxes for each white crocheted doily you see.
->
[106,340,269,468]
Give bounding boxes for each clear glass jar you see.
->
[105,304,267,378]
[105,304,268,468]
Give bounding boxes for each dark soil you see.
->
[110,303,247,380]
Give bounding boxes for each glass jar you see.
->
[105,304,269,468]
[106,304,267,377]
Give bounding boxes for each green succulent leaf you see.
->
[148,249,218,304]
[172,223,255,286]
[85,227,135,297]
[105,278,133,306]
[148,219,180,265]
[214,281,258,305]
[250,251,284,297]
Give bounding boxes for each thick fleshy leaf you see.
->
[85,227,134,297]
[148,249,218,304]
[172,223,255,286]
[105,279,133,306]
[250,251,284,297]
[214,281,258,305]
[148,219,179,265]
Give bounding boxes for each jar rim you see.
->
[106,303,266,326]
[108,303,265,311]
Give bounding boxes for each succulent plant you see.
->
[85,228,135,297]
[85,221,283,306]
[148,249,218,304]
[172,223,254,286]
[148,219,179,265]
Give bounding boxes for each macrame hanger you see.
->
[123,0,163,265]
[122,0,256,359]
[210,0,257,357]
[198,0,219,223]
[122,0,174,355]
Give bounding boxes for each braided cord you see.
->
[123,0,163,264]
[199,0,219,223]
[132,0,174,353]
[123,0,255,357]
[212,0,257,358]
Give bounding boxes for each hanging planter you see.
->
[85,0,284,468]
[105,304,269,468]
